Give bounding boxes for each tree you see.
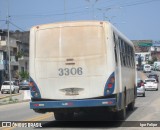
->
[148,56,157,64]
[152,56,157,62]
[19,71,29,80]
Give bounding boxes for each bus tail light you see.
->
[108,83,113,88]
[110,77,115,84]
[107,77,115,88]
[30,81,37,92]
[104,72,115,96]
[29,80,41,98]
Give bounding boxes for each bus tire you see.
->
[54,112,63,120]
[114,93,126,121]
[117,108,126,121]
[54,112,74,121]
[128,100,135,111]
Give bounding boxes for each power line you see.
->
[1,0,160,31]
[7,0,159,20]
[100,0,160,9]
[119,0,160,7]
[9,21,25,31]
[0,19,25,31]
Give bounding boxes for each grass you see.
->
[0,98,19,105]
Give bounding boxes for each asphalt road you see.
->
[0,71,160,130]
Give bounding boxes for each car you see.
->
[157,65,160,71]
[148,74,159,83]
[19,80,30,90]
[150,65,154,70]
[144,78,158,91]
[143,64,151,73]
[1,81,20,94]
[136,79,145,97]
[15,79,20,86]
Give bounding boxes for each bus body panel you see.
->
[30,21,136,114]
[30,21,116,100]
[34,56,111,99]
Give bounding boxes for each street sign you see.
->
[138,42,152,47]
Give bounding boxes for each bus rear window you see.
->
[35,26,105,58]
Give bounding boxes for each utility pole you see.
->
[64,0,66,21]
[6,0,12,100]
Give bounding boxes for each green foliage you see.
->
[148,57,158,64]
[152,57,157,62]
[19,71,29,80]
[16,51,24,58]
[148,60,153,64]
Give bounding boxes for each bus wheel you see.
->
[128,100,135,111]
[116,94,126,120]
[117,107,126,120]
[54,112,74,121]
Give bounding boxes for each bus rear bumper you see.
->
[30,98,116,109]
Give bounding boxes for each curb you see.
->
[0,93,21,99]
[0,99,31,106]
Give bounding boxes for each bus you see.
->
[29,21,136,120]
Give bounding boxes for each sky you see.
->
[0,0,160,41]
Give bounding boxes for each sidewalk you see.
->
[0,90,31,105]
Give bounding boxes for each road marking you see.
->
[1,112,53,130]
[24,112,53,121]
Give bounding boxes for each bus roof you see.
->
[31,20,133,47]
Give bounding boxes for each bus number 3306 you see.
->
[58,67,83,76]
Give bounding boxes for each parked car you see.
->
[157,65,160,71]
[144,78,158,91]
[15,79,20,86]
[19,80,30,90]
[1,81,19,94]
[137,79,145,97]
[148,74,159,83]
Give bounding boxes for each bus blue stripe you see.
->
[30,98,116,109]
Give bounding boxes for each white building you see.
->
[135,52,151,65]
[0,31,29,83]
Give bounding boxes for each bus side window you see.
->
[113,33,118,65]
[118,37,123,66]
[121,41,126,66]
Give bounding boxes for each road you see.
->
[0,71,160,130]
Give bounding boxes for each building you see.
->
[0,30,29,84]
[10,31,29,73]
[0,49,6,85]
[132,40,152,65]
[132,40,152,53]
[150,41,160,61]
[135,52,151,65]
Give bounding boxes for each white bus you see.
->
[30,21,136,120]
